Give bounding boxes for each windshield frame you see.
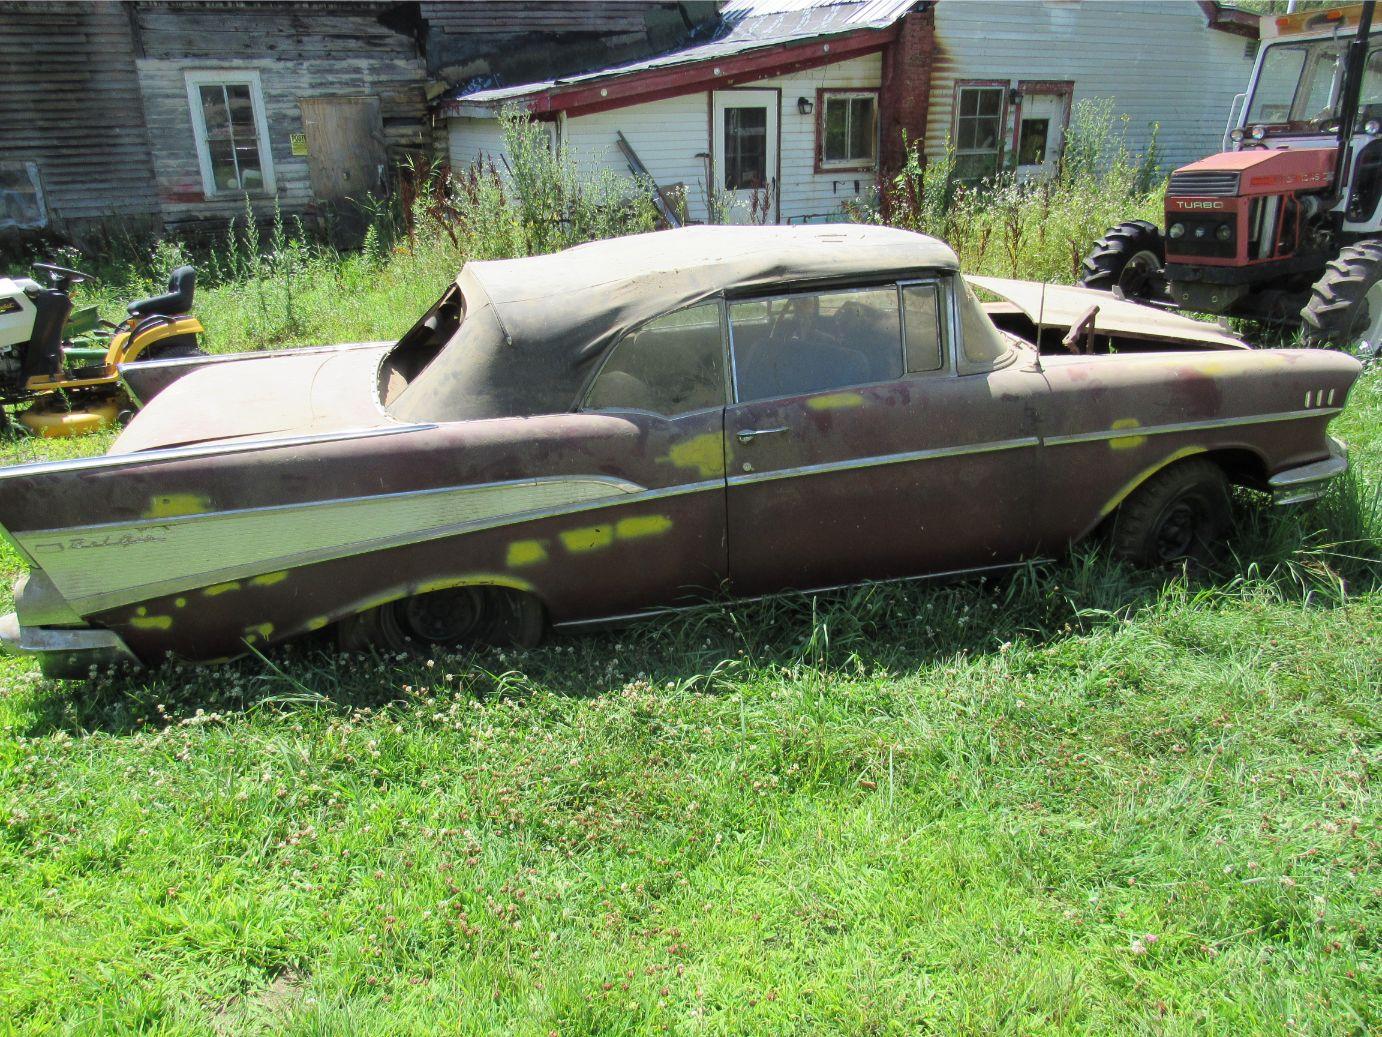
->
[1245,33,1382,135]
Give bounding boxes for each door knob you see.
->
[736,426,788,443]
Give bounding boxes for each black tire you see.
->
[1108,459,1231,567]
[1300,240,1382,354]
[1079,220,1167,301]
[339,586,545,654]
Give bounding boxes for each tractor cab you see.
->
[1082,2,1382,353]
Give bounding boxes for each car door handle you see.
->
[736,426,788,443]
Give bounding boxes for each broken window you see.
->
[186,71,275,197]
[0,162,45,230]
[820,91,878,168]
[584,302,726,416]
[1017,117,1050,166]
[954,84,1006,179]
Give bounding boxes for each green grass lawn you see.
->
[0,363,1378,1033]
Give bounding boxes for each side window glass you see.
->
[958,278,1012,368]
[585,302,726,416]
[902,282,946,373]
[731,286,902,402]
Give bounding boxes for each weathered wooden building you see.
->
[0,0,1263,243]
[0,1,722,245]
[444,0,1261,224]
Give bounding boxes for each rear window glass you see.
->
[584,302,726,415]
[730,286,902,401]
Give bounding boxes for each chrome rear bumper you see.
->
[0,611,139,679]
[1270,436,1348,505]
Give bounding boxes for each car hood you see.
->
[111,342,395,453]
[969,276,1249,350]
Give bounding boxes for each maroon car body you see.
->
[0,226,1361,677]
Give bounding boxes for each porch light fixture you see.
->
[797,96,814,115]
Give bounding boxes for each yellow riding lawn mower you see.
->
[0,263,204,436]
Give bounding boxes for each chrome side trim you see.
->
[554,558,1053,630]
[0,422,438,479]
[1043,408,1341,447]
[726,436,1040,487]
[1270,436,1348,505]
[19,476,724,616]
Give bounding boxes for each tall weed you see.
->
[861,98,1165,283]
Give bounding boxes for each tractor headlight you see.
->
[1168,222,1186,239]
[1216,223,1233,241]
[1250,124,1268,140]
[1367,118,1382,135]
[1229,127,1246,143]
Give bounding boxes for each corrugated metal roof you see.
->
[446,0,917,108]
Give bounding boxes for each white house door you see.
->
[1014,86,1071,181]
[712,90,778,224]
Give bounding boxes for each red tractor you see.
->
[1082,2,1382,354]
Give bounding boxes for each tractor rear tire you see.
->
[1079,220,1167,301]
[1108,459,1231,568]
[1300,240,1382,355]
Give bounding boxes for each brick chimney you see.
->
[879,4,935,175]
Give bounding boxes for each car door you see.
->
[724,277,1047,596]
[569,298,731,614]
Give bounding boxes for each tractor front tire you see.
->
[1300,240,1382,354]
[1079,220,1167,301]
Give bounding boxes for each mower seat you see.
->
[128,266,196,319]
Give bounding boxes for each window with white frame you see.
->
[185,71,275,197]
[954,84,1005,179]
[820,90,878,169]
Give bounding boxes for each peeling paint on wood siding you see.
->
[0,2,160,231]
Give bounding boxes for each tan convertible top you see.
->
[390,225,959,421]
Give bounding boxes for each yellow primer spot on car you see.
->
[306,616,331,632]
[807,391,864,411]
[203,581,241,596]
[144,493,211,519]
[1108,418,1147,450]
[130,614,173,631]
[560,525,615,553]
[1097,446,1208,519]
[244,622,274,641]
[174,597,186,609]
[661,433,725,479]
[250,571,289,587]
[506,539,549,567]
[616,515,672,540]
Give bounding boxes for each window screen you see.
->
[731,287,902,401]
[902,283,945,373]
[585,302,726,415]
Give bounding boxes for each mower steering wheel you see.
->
[32,262,95,287]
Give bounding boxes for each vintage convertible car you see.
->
[0,226,1362,677]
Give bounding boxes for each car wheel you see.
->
[1300,240,1382,356]
[339,586,545,654]
[1079,220,1167,302]
[1108,459,1231,567]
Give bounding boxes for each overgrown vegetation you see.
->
[857,99,1165,282]
[0,108,1378,1034]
